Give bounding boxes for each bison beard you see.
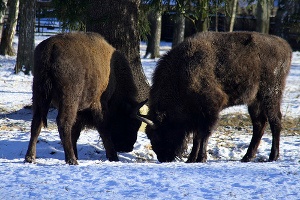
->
[142,31,292,163]
[25,32,142,165]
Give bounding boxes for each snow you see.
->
[0,35,299,199]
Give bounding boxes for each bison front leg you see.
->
[187,130,212,163]
[196,135,210,163]
[242,102,267,162]
[96,128,119,161]
[92,107,119,162]
[268,110,282,161]
[187,132,201,163]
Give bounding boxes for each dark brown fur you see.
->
[145,31,292,163]
[25,32,141,165]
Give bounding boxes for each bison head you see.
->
[146,123,188,162]
[135,100,188,162]
[110,118,140,153]
[108,101,142,153]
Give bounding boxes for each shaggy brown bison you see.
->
[25,32,142,165]
[138,31,292,163]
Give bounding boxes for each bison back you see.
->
[33,32,115,110]
[150,31,292,120]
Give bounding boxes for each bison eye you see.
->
[156,111,167,122]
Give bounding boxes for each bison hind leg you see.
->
[25,113,43,163]
[25,98,51,163]
[56,105,79,165]
[70,111,93,159]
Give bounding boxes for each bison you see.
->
[138,31,292,163]
[25,32,142,165]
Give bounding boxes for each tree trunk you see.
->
[0,0,18,56]
[196,0,209,32]
[172,13,185,48]
[229,0,238,32]
[275,0,300,38]
[275,0,286,37]
[256,0,270,33]
[15,0,36,74]
[0,0,8,39]
[144,9,162,59]
[86,0,149,102]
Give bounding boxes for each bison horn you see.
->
[132,99,156,129]
[136,114,156,129]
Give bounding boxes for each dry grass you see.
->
[218,113,300,136]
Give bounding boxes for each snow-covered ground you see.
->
[0,35,299,199]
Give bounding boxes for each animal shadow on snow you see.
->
[0,106,117,163]
[0,138,109,163]
[0,105,57,122]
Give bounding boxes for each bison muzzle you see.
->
[25,32,142,165]
[138,31,292,163]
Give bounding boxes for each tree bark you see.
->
[144,9,162,59]
[256,0,271,33]
[0,0,8,39]
[196,0,209,32]
[86,0,149,101]
[172,13,185,48]
[15,0,36,74]
[0,0,18,56]
[275,0,300,38]
[229,0,238,32]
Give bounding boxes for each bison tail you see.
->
[32,70,53,128]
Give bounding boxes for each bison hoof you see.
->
[268,156,279,162]
[269,152,279,162]
[24,155,36,163]
[241,155,252,162]
[196,157,207,163]
[66,158,79,165]
[186,158,196,163]
[186,156,207,163]
[108,155,119,162]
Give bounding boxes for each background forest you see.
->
[0,0,300,74]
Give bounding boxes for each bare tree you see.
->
[87,0,149,101]
[275,0,300,38]
[15,0,36,74]
[172,13,185,48]
[0,0,8,39]
[256,0,271,33]
[229,0,238,32]
[195,0,209,32]
[144,8,162,58]
[0,0,18,56]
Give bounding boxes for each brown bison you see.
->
[25,32,142,165]
[138,31,292,163]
